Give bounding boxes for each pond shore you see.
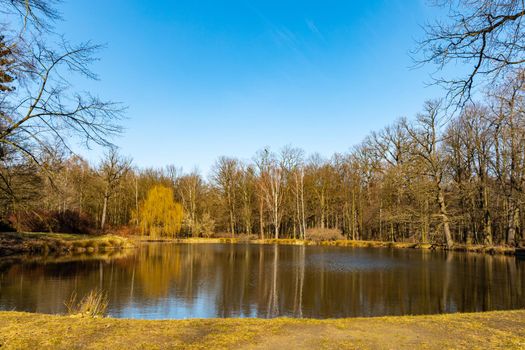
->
[134,236,518,256]
[0,232,519,258]
[0,310,524,349]
[0,232,133,257]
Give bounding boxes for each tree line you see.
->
[3,81,525,247]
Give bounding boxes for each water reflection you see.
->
[0,243,524,319]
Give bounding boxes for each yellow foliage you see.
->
[138,185,183,237]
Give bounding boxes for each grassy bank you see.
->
[133,236,517,255]
[2,233,515,257]
[0,232,133,257]
[0,310,523,349]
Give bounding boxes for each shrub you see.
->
[305,228,344,242]
[0,219,15,232]
[109,225,139,237]
[213,232,236,238]
[193,213,216,238]
[9,210,96,234]
[53,210,96,234]
[236,234,258,241]
[65,289,109,318]
[9,211,52,232]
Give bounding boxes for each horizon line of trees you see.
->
[3,80,525,246]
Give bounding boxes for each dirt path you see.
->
[250,312,525,349]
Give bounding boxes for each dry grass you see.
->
[305,228,344,242]
[0,232,134,257]
[65,289,109,318]
[130,236,519,255]
[0,310,524,349]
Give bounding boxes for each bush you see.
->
[193,213,216,238]
[305,228,344,242]
[236,234,258,241]
[109,225,139,237]
[8,211,51,232]
[0,219,15,232]
[212,232,236,238]
[9,210,96,234]
[53,210,96,234]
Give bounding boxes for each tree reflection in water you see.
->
[0,244,524,319]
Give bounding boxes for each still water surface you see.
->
[0,243,524,319]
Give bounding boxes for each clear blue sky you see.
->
[57,0,445,174]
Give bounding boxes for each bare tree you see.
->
[0,0,60,32]
[488,74,525,244]
[238,162,256,235]
[417,0,525,106]
[0,40,123,163]
[306,153,332,230]
[446,105,495,244]
[369,121,413,241]
[99,148,131,231]
[177,170,203,236]
[281,146,306,239]
[255,149,285,239]
[0,0,122,204]
[211,156,239,237]
[403,100,455,247]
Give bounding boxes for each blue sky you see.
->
[57,0,446,174]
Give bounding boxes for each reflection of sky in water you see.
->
[112,281,260,319]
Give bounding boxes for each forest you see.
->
[3,90,525,248]
[1,0,525,248]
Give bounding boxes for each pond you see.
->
[0,243,524,319]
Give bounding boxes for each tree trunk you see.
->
[320,193,325,229]
[259,197,264,240]
[300,173,306,239]
[100,187,109,231]
[273,209,279,239]
[437,187,454,248]
[229,205,235,237]
[482,184,493,245]
[273,190,279,239]
[507,199,519,245]
[134,177,139,227]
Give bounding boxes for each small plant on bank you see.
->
[65,289,109,318]
[305,228,344,242]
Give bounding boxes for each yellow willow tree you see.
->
[138,185,183,237]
